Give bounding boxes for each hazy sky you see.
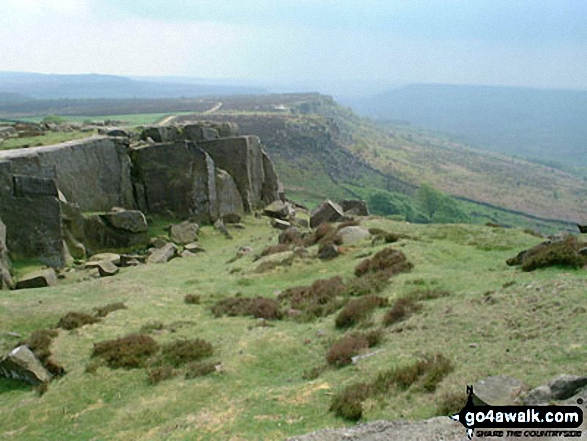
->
[2,0,587,93]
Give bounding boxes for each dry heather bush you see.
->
[211,297,283,320]
[344,271,390,297]
[436,390,468,416]
[93,302,127,318]
[326,335,369,367]
[330,353,454,421]
[185,361,217,379]
[159,339,214,367]
[329,382,371,421]
[520,237,586,271]
[57,312,101,330]
[147,365,176,385]
[92,334,159,369]
[335,296,388,329]
[382,297,422,326]
[368,227,400,244]
[355,248,412,277]
[279,276,345,309]
[408,288,451,301]
[278,228,304,246]
[307,222,343,247]
[184,294,200,305]
[25,329,58,364]
[256,243,292,260]
[375,353,454,392]
[351,328,384,347]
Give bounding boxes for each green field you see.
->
[1,216,585,440]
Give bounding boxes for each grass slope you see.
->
[1,217,585,440]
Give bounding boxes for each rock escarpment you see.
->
[0,126,281,267]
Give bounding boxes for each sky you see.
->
[1,0,587,94]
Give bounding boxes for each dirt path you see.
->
[157,115,177,126]
[203,102,223,114]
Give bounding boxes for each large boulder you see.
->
[147,243,178,264]
[0,217,13,289]
[140,126,181,143]
[15,269,57,290]
[100,209,148,234]
[525,374,587,405]
[88,253,121,266]
[170,221,199,245]
[338,226,371,244]
[341,199,369,216]
[310,200,344,228]
[264,200,290,220]
[473,375,527,406]
[81,213,149,255]
[0,345,51,385]
[183,124,219,142]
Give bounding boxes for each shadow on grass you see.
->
[0,378,31,394]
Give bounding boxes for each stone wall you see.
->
[0,128,281,267]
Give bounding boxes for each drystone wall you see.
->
[0,126,281,267]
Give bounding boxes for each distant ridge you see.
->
[347,83,587,167]
[0,71,267,100]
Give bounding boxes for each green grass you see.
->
[0,131,95,151]
[1,216,586,440]
[17,112,196,126]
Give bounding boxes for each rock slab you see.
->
[0,345,51,385]
[15,269,57,290]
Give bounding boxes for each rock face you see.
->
[310,200,344,228]
[0,129,282,266]
[0,217,13,289]
[15,269,57,290]
[131,141,216,222]
[0,345,51,385]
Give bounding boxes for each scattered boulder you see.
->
[338,226,371,245]
[180,250,197,258]
[524,374,587,405]
[310,200,344,228]
[271,218,291,230]
[184,242,205,253]
[120,254,145,267]
[214,219,232,239]
[263,200,290,220]
[318,244,339,260]
[473,375,527,406]
[170,221,200,245]
[147,243,178,264]
[92,260,120,277]
[88,253,121,266]
[15,269,57,290]
[0,345,51,385]
[341,199,369,216]
[101,210,148,234]
[149,237,168,249]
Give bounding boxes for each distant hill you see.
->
[0,72,266,100]
[346,84,587,168]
